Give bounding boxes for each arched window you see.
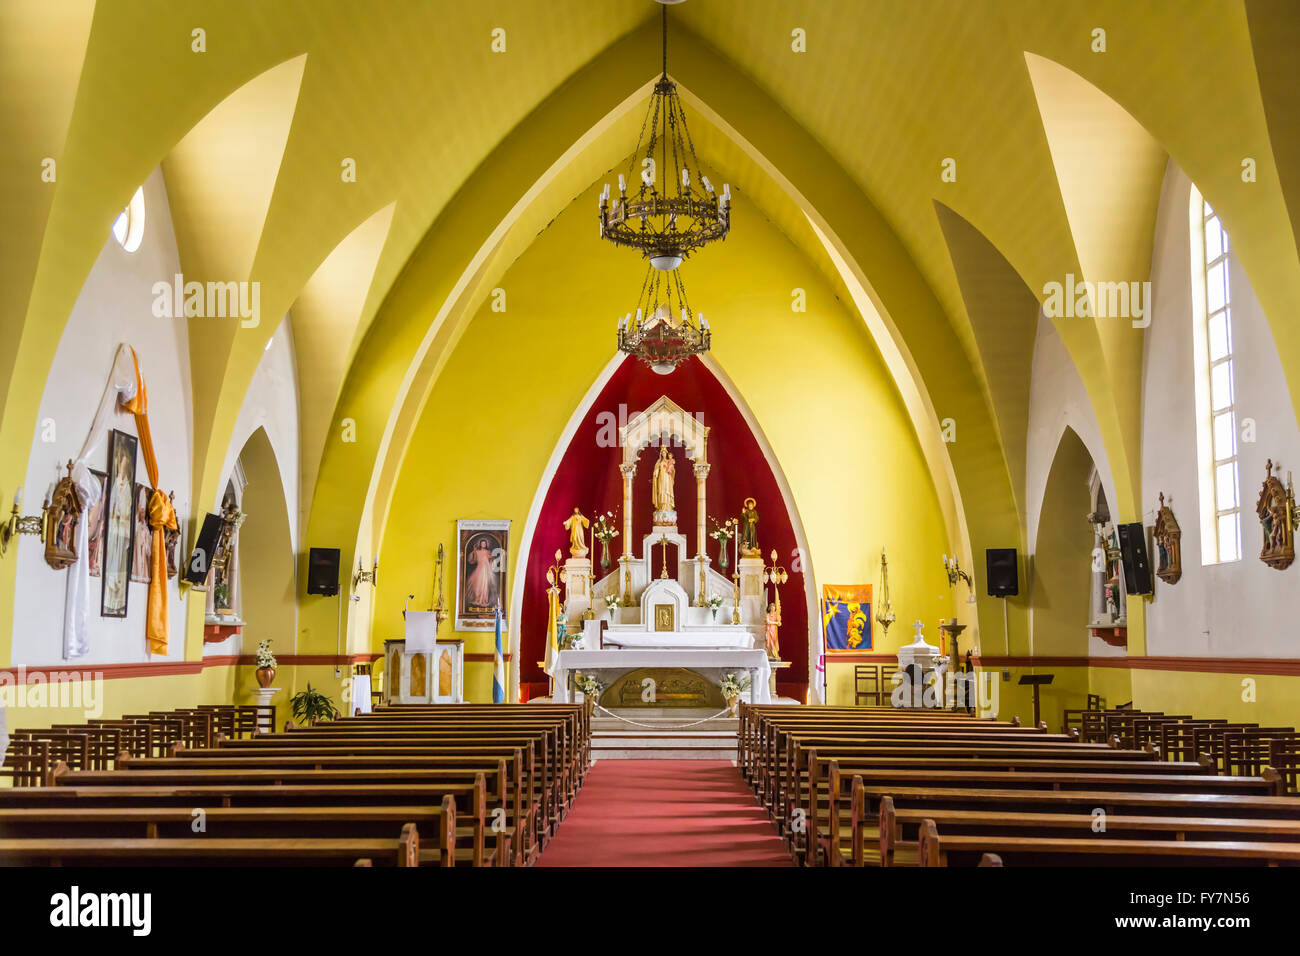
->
[1189,186,1240,563]
[111,185,146,253]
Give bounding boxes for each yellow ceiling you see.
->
[2,0,1297,663]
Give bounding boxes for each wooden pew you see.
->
[0,824,424,867]
[118,749,533,864]
[0,798,459,866]
[872,794,1300,866]
[914,818,1300,866]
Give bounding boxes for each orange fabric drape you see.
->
[121,347,177,655]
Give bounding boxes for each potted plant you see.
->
[705,593,724,622]
[254,639,277,688]
[591,511,619,571]
[718,672,750,717]
[290,683,340,726]
[604,593,620,621]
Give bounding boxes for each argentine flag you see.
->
[492,605,506,703]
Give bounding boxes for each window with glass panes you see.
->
[1201,201,1240,562]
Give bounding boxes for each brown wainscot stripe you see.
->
[972,656,1300,677]
[0,653,382,684]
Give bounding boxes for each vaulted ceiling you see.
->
[2,0,1297,658]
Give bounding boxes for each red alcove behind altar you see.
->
[519,356,808,701]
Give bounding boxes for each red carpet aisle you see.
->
[536,760,794,867]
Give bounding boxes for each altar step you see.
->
[590,708,739,760]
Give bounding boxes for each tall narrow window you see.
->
[1190,186,1240,563]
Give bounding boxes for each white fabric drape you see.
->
[351,674,373,715]
[62,345,139,659]
[404,612,437,653]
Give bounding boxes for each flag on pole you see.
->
[543,586,559,677]
[493,604,506,703]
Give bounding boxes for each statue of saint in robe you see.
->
[741,497,759,554]
[563,507,590,557]
[764,602,782,660]
[651,446,676,514]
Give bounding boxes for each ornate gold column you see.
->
[693,462,710,605]
[619,463,636,557]
[693,462,710,558]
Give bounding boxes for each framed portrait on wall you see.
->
[101,429,138,617]
[455,519,509,631]
[129,483,152,583]
[86,470,108,578]
[821,583,873,652]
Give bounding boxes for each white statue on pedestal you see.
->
[651,446,676,521]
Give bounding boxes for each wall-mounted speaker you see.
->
[985,548,1019,597]
[1117,522,1153,595]
[307,547,341,596]
[182,513,224,587]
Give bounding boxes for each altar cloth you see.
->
[551,648,772,704]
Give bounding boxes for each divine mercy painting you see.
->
[455,519,509,631]
[101,429,138,617]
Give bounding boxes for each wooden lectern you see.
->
[1017,673,1054,729]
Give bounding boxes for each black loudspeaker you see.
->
[307,547,341,596]
[1118,522,1153,595]
[985,548,1019,597]
[182,513,224,586]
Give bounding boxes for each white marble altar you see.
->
[551,648,772,705]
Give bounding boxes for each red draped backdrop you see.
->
[519,356,809,701]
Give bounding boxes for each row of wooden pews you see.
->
[1,703,273,787]
[1063,705,1300,793]
[740,704,1300,867]
[0,703,589,867]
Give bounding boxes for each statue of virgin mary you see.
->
[651,446,676,515]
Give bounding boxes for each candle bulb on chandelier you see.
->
[618,174,626,193]
[13,487,21,509]
[681,168,689,188]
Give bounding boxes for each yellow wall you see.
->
[374,186,957,701]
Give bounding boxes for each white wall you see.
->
[204,317,301,659]
[14,167,193,665]
[1024,313,1125,658]
[1140,163,1300,658]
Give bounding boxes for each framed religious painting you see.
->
[129,482,153,583]
[455,519,509,631]
[101,429,138,617]
[86,469,108,578]
[821,583,873,652]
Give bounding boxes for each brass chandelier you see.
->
[598,4,731,271]
[617,262,710,375]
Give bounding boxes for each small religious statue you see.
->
[651,445,676,520]
[741,496,760,555]
[764,602,782,660]
[1256,459,1297,571]
[1153,492,1182,585]
[563,507,590,558]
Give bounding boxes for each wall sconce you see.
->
[353,556,378,589]
[1,487,47,558]
[942,553,973,589]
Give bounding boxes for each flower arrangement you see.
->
[709,517,736,569]
[592,511,619,569]
[255,640,277,670]
[591,512,619,544]
[604,594,620,619]
[574,673,602,699]
[718,672,751,700]
[705,593,724,621]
